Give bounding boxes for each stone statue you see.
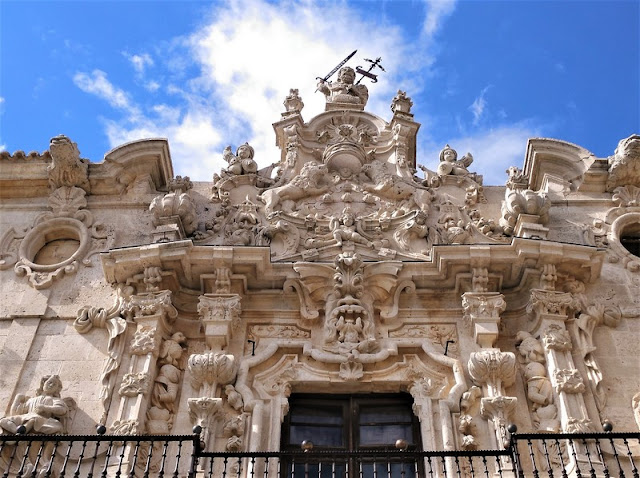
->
[330,210,374,248]
[317,67,369,107]
[0,375,75,435]
[437,144,473,176]
[223,143,258,176]
[524,361,559,432]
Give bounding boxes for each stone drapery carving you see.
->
[633,392,640,430]
[317,66,369,108]
[0,375,75,436]
[500,166,550,237]
[606,134,640,191]
[75,285,130,424]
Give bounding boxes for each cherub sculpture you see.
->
[223,143,258,176]
[437,144,473,176]
[0,375,75,435]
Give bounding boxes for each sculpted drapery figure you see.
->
[0,375,74,435]
[317,67,369,107]
[223,142,258,176]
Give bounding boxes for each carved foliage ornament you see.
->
[149,175,197,236]
[500,167,550,235]
[554,369,586,394]
[188,352,237,390]
[607,134,640,191]
[468,350,517,393]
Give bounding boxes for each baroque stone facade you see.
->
[1,84,639,476]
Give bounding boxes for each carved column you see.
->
[529,288,602,471]
[187,293,242,450]
[468,350,517,449]
[110,290,178,434]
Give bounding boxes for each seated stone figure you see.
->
[0,375,74,435]
[317,67,369,107]
[437,144,473,176]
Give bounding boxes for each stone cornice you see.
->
[0,138,172,199]
[99,238,603,299]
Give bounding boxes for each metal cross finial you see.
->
[355,57,385,85]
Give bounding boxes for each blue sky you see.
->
[1,0,638,185]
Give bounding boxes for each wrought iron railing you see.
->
[1,425,639,477]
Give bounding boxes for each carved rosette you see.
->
[462,293,506,348]
[188,352,237,392]
[198,294,242,351]
[554,369,586,394]
[109,419,140,435]
[468,350,517,396]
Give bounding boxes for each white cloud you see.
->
[0,96,5,104]
[469,85,492,125]
[421,0,457,38]
[419,123,543,185]
[73,0,458,180]
[124,52,154,75]
[73,70,139,117]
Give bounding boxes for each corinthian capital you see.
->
[120,290,178,325]
[198,294,242,350]
[527,289,574,318]
[462,292,506,348]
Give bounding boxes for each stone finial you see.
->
[391,90,413,114]
[47,135,90,192]
[283,88,304,116]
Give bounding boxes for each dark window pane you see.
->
[290,405,343,425]
[291,462,346,478]
[359,405,413,424]
[290,425,344,447]
[359,424,413,446]
[360,462,417,478]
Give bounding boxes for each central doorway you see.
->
[281,393,422,477]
